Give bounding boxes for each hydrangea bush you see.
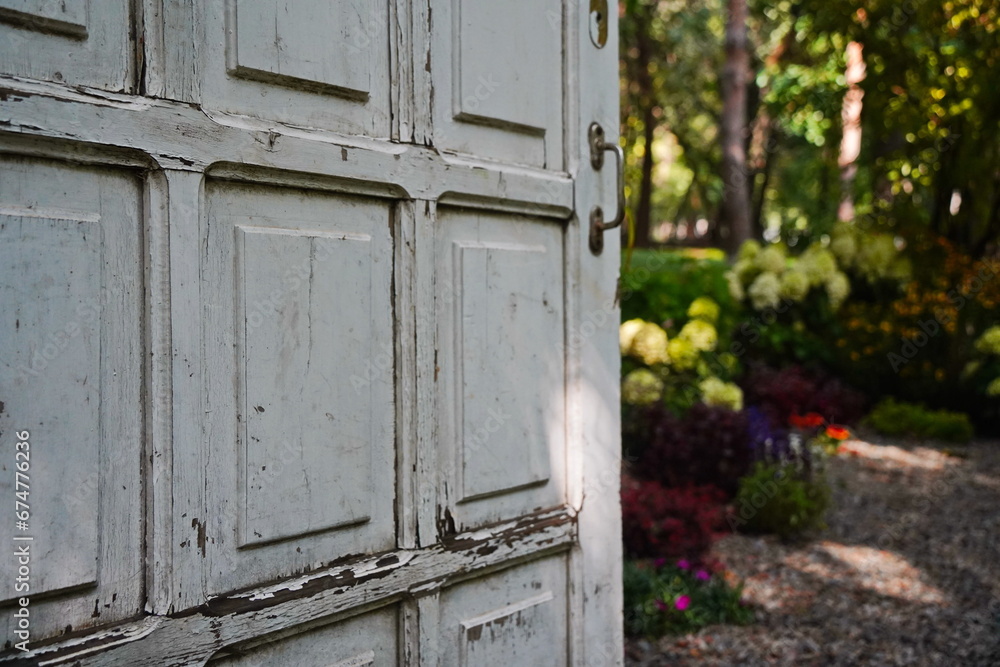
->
[620,295,743,416]
[726,235,859,315]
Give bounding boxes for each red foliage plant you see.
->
[789,412,825,429]
[620,474,729,559]
[636,403,752,497]
[740,363,867,427]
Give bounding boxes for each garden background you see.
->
[615,1,1000,662]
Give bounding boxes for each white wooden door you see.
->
[0,1,623,665]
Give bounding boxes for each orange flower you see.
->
[825,425,850,440]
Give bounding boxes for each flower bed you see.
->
[618,238,995,639]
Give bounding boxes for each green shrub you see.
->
[732,462,830,540]
[623,560,753,637]
[620,249,736,337]
[864,398,974,443]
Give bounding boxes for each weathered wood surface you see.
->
[0,77,573,219]
[0,0,623,663]
[0,509,575,666]
[0,158,145,641]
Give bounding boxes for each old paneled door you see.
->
[0,0,623,664]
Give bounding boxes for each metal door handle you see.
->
[588,122,625,255]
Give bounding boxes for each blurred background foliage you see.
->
[620,0,1000,255]
[617,1,1000,638]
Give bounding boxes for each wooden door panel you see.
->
[0,0,87,32]
[430,0,564,169]
[230,0,378,98]
[238,225,377,546]
[0,156,143,641]
[207,606,398,667]
[0,214,100,599]
[436,208,567,530]
[195,0,391,138]
[0,0,624,662]
[198,181,396,597]
[438,556,568,667]
[0,0,132,90]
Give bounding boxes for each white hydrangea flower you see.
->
[755,246,787,274]
[987,377,1000,397]
[619,318,646,356]
[667,338,699,371]
[799,245,838,286]
[855,234,898,282]
[825,271,851,310]
[830,225,858,266]
[748,271,782,311]
[679,319,718,352]
[622,369,665,406]
[975,326,1000,356]
[699,377,744,411]
[725,270,745,302]
[629,321,670,366]
[779,269,811,302]
[687,297,721,324]
[738,240,762,261]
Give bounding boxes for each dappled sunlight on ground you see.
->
[970,471,1000,492]
[809,542,947,604]
[836,438,958,472]
[627,436,1000,666]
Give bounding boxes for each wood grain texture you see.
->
[565,1,626,664]
[144,170,174,616]
[206,607,396,666]
[395,201,420,550]
[413,201,440,550]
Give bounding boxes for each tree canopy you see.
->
[621,0,1000,256]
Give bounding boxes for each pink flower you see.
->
[653,557,667,569]
[696,570,710,581]
[676,559,691,570]
[675,595,691,611]
[654,599,668,611]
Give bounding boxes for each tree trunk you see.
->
[720,0,751,254]
[628,13,657,248]
[837,41,866,223]
[634,102,656,247]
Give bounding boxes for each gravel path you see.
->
[625,435,1000,666]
